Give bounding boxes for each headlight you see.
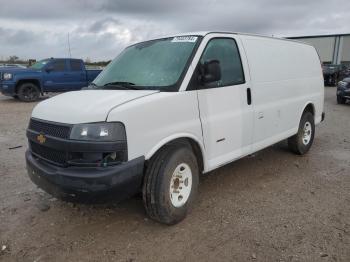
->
[3,73,12,80]
[70,122,126,141]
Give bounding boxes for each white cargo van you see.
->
[26,32,324,224]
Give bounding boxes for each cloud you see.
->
[0,0,349,61]
[88,18,122,33]
[0,27,39,45]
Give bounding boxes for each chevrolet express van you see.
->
[26,32,324,224]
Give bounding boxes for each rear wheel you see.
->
[288,111,315,155]
[17,83,40,102]
[337,95,346,104]
[142,145,199,225]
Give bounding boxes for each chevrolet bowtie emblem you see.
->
[37,134,46,144]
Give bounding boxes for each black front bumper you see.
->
[26,151,145,202]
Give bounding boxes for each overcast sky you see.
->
[0,0,349,61]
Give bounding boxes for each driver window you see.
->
[200,38,245,88]
[52,60,66,72]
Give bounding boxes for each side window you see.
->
[200,38,245,88]
[70,60,82,71]
[52,60,66,72]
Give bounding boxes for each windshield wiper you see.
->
[103,81,141,90]
[105,81,136,86]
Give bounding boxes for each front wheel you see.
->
[17,83,40,102]
[142,145,199,225]
[288,111,315,155]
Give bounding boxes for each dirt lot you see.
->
[0,87,349,262]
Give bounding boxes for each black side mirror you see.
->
[45,65,54,72]
[200,60,221,84]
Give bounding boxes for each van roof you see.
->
[164,31,312,46]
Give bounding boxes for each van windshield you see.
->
[91,36,200,91]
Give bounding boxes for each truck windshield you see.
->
[30,59,50,70]
[92,36,200,91]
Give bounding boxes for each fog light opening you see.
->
[101,152,121,167]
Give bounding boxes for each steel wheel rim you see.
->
[302,121,312,145]
[169,163,192,208]
[23,86,35,100]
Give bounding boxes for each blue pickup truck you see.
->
[0,58,102,101]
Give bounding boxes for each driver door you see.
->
[193,36,254,170]
[43,60,70,91]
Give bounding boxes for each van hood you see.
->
[32,90,159,124]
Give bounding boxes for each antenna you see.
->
[67,32,72,58]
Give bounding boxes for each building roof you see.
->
[288,33,350,39]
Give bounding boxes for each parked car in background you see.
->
[0,58,102,102]
[25,32,324,225]
[322,64,350,86]
[337,77,350,104]
[340,64,350,79]
[0,63,27,68]
[322,64,341,86]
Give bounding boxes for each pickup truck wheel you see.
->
[17,83,40,102]
[142,145,199,225]
[288,111,315,155]
[337,95,346,104]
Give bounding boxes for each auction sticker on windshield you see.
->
[171,36,198,43]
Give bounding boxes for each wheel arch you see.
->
[301,102,315,119]
[15,79,42,94]
[145,134,206,173]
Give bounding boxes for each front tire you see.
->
[288,111,315,155]
[142,145,199,225]
[17,83,40,102]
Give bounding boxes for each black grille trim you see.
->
[28,118,72,139]
[30,141,67,166]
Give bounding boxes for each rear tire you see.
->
[337,95,346,104]
[17,83,40,102]
[288,111,315,155]
[142,145,199,225]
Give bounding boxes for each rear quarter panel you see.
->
[240,35,324,150]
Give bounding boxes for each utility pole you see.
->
[68,32,72,58]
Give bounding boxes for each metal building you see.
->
[288,34,350,65]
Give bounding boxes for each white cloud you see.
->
[0,0,349,61]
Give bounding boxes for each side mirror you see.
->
[200,60,221,84]
[45,65,54,72]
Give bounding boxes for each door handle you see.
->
[246,88,252,105]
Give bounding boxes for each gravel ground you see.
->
[0,87,349,262]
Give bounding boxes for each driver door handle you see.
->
[247,88,252,105]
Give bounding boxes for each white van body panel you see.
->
[239,35,324,152]
[106,91,206,169]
